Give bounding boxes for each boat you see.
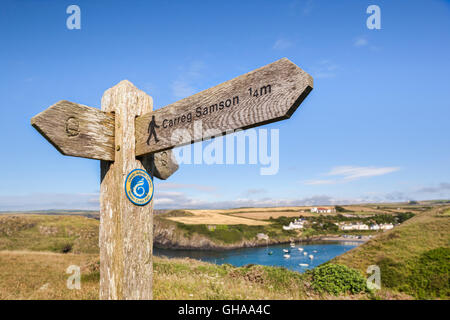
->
[283,254,291,259]
[303,252,307,256]
[268,251,273,255]
[309,254,314,259]
[299,263,309,267]
[283,249,290,253]
[298,248,304,252]
[290,243,295,248]
[313,250,318,253]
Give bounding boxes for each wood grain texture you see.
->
[31,100,178,179]
[31,100,115,161]
[141,150,179,180]
[135,58,313,156]
[100,80,154,300]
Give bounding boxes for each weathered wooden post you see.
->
[99,80,154,299]
[30,58,313,300]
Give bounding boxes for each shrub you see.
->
[311,264,368,296]
[60,242,73,253]
[409,247,450,299]
[377,248,450,299]
[335,206,352,213]
[376,257,407,289]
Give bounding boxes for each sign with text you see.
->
[30,58,314,299]
[135,58,313,156]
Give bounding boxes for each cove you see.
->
[154,241,360,273]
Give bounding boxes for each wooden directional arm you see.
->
[31,100,178,179]
[31,100,116,161]
[31,58,312,178]
[135,58,313,156]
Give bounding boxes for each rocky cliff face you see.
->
[153,218,291,250]
[153,218,221,250]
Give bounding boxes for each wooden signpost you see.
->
[31,58,313,300]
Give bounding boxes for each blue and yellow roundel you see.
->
[124,169,154,206]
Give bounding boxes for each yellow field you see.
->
[189,206,310,215]
[0,250,313,300]
[230,211,314,220]
[0,250,99,300]
[166,210,269,225]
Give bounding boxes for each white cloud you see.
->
[312,59,339,79]
[171,60,206,99]
[303,179,337,185]
[416,183,450,194]
[157,182,217,193]
[354,36,368,47]
[0,193,99,211]
[304,165,400,185]
[328,166,400,180]
[273,38,293,50]
[172,80,196,99]
[242,188,268,197]
[289,0,314,16]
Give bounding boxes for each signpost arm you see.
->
[100,80,154,300]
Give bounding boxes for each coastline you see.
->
[154,234,370,251]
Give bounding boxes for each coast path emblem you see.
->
[30,58,313,299]
[125,169,154,206]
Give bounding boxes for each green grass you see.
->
[156,211,416,247]
[158,215,298,246]
[308,263,369,296]
[175,223,281,244]
[157,210,194,218]
[0,215,99,254]
[333,206,450,299]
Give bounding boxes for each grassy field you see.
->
[0,250,99,300]
[334,205,450,299]
[231,211,318,220]
[167,210,269,225]
[0,250,412,300]
[179,204,419,223]
[0,202,448,300]
[0,214,98,254]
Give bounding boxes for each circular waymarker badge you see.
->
[124,169,154,206]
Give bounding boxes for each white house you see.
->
[310,207,336,214]
[282,219,305,231]
[256,233,269,240]
[339,222,369,231]
[341,223,394,231]
[380,223,394,230]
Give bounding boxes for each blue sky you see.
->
[0,0,449,210]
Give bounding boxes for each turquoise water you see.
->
[154,241,360,273]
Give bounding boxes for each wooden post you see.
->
[99,80,154,300]
[30,58,313,300]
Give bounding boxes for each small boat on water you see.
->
[299,263,309,267]
[283,249,290,253]
[290,243,295,248]
[309,254,314,259]
[313,250,318,253]
[268,251,273,255]
[283,254,291,259]
[298,247,304,252]
[303,252,307,256]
